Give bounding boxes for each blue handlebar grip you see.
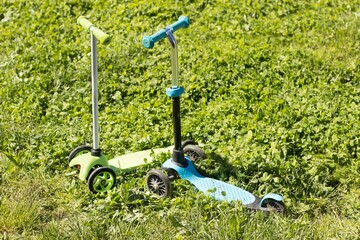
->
[142,16,190,49]
[168,16,190,32]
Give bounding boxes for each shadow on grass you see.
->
[195,151,241,182]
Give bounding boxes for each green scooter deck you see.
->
[69,146,172,181]
[108,146,172,170]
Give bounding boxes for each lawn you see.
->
[0,0,359,239]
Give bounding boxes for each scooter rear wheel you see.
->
[261,199,286,214]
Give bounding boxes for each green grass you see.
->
[1,0,359,239]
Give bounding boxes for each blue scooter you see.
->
[142,16,285,213]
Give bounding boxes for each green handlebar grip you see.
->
[77,16,93,30]
[92,28,111,45]
[77,16,111,45]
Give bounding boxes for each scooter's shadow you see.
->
[195,151,241,182]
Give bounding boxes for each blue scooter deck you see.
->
[162,158,256,205]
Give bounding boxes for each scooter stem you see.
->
[166,28,179,87]
[91,32,100,152]
[166,28,187,167]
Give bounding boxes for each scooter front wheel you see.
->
[87,167,116,193]
[183,144,206,162]
[68,145,92,163]
[146,169,171,198]
[181,139,196,148]
[161,167,179,181]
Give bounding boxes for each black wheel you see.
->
[162,167,179,181]
[68,145,92,163]
[146,169,171,198]
[87,164,102,180]
[261,199,286,214]
[181,139,196,148]
[87,167,116,193]
[183,144,206,162]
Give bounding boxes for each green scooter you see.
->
[69,17,203,193]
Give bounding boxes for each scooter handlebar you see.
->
[142,16,190,49]
[77,16,111,45]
